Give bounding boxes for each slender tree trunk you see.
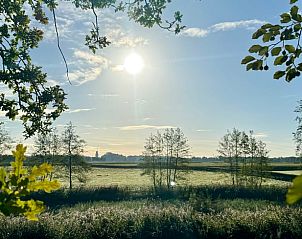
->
[173,152,179,182]
[69,154,72,190]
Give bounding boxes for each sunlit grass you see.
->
[57,168,291,188]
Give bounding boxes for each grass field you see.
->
[0,164,300,238]
[56,167,291,188]
[1,185,301,239]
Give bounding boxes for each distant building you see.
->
[95,150,99,158]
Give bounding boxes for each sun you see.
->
[124,53,144,75]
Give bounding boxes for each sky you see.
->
[1,0,302,157]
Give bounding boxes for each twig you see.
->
[52,8,71,85]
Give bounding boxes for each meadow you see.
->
[1,163,301,239]
[58,167,291,188]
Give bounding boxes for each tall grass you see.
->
[1,203,302,239]
[1,185,300,239]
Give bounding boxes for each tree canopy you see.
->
[0,0,300,137]
[242,0,302,82]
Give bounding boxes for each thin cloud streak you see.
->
[181,19,266,38]
[196,129,211,132]
[66,108,96,113]
[254,132,269,138]
[118,125,176,131]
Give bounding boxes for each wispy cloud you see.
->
[181,19,266,38]
[196,129,211,132]
[111,64,124,72]
[118,125,176,131]
[69,67,103,85]
[88,93,119,98]
[66,108,95,113]
[69,50,109,85]
[211,19,266,31]
[105,28,149,48]
[182,28,209,38]
[74,50,109,65]
[254,132,268,138]
[101,94,119,98]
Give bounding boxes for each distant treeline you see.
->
[86,152,142,162]
[82,152,302,164]
[1,153,301,165]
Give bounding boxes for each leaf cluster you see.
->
[0,0,68,138]
[0,144,60,220]
[242,0,302,81]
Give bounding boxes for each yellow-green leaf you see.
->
[286,174,302,204]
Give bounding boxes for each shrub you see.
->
[0,144,60,220]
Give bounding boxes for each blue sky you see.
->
[1,0,302,157]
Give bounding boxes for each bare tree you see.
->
[218,130,235,185]
[293,100,302,167]
[34,127,61,180]
[34,128,60,161]
[142,128,190,189]
[61,122,86,189]
[0,122,13,159]
[255,140,270,187]
[218,128,270,187]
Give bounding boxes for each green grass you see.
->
[1,185,302,239]
[56,168,291,188]
[0,166,299,238]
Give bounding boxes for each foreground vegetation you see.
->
[1,185,301,239]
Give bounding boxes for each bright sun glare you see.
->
[124,53,144,75]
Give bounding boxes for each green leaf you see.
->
[246,60,263,71]
[271,47,282,56]
[287,174,302,204]
[294,23,301,32]
[285,44,296,53]
[248,45,262,53]
[273,71,286,79]
[290,0,298,4]
[274,55,288,65]
[259,46,269,56]
[241,56,256,64]
[262,33,272,42]
[0,144,60,221]
[290,6,299,17]
[252,29,266,39]
[286,68,298,81]
[280,13,292,23]
[261,23,273,29]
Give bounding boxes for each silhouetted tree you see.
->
[218,128,270,187]
[0,122,13,159]
[142,128,190,189]
[61,122,86,189]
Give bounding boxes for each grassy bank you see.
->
[1,195,301,239]
[1,185,300,238]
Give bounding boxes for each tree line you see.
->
[142,128,190,189]
[218,128,270,187]
[0,121,87,190]
[33,121,87,190]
